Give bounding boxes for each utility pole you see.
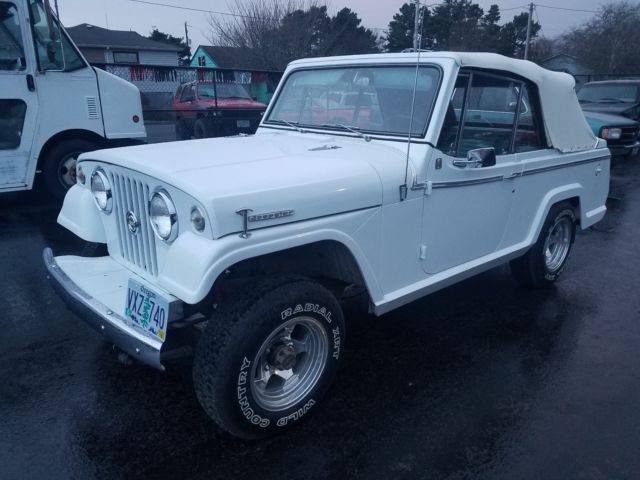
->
[184,21,190,49]
[524,2,534,60]
[413,0,421,51]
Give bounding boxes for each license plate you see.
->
[237,120,251,128]
[125,279,168,342]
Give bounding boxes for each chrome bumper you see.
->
[609,141,640,156]
[43,248,165,370]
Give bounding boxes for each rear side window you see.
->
[514,84,544,152]
[438,71,545,157]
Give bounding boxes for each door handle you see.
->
[26,74,35,92]
[503,172,520,179]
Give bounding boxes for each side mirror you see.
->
[452,148,496,168]
[469,148,496,167]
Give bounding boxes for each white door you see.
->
[420,71,526,274]
[0,1,38,189]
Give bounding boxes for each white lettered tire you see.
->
[192,276,345,439]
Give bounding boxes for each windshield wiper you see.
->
[322,123,371,142]
[269,119,306,133]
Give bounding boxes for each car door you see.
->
[420,71,524,274]
[0,1,38,189]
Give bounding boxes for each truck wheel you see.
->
[175,119,191,140]
[42,138,99,200]
[510,203,576,288]
[192,276,344,439]
[193,118,216,139]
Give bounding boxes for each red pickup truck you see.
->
[173,81,267,139]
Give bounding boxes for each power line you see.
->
[500,5,529,11]
[535,4,599,14]
[127,0,259,19]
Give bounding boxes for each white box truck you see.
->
[1,0,146,199]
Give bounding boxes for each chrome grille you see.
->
[110,171,158,276]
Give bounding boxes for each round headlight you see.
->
[150,189,178,242]
[190,207,206,232]
[90,168,112,213]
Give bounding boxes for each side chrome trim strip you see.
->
[430,154,609,189]
[432,175,504,189]
[521,155,610,177]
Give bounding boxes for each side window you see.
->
[113,51,138,64]
[28,0,85,71]
[0,2,26,71]
[180,85,194,102]
[436,74,469,155]
[458,73,518,155]
[0,99,27,149]
[514,83,544,152]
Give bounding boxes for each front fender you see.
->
[58,185,107,243]
[156,208,383,305]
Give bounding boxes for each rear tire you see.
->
[510,203,576,288]
[41,138,99,200]
[192,276,345,439]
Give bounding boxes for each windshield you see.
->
[198,83,252,100]
[266,65,441,137]
[28,0,85,71]
[577,84,638,104]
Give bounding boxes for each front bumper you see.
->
[43,248,168,370]
[608,140,640,156]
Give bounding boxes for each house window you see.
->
[197,55,206,67]
[113,51,139,64]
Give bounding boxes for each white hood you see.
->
[80,131,392,237]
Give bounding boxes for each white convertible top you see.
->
[290,52,598,153]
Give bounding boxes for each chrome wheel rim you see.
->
[250,316,328,412]
[543,216,572,272]
[58,152,80,189]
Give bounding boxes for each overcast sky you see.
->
[57,0,607,51]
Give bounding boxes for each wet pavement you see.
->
[1,159,639,480]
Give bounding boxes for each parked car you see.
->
[173,81,267,139]
[583,111,640,157]
[578,80,640,121]
[45,52,609,440]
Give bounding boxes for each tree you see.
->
[207,1,378,70]
[147,27,191,65]
[560,1,640,73]
[496,12,540,58]
[384,1,540,57]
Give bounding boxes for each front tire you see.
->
[510,203,576,288]
[193,118,217,139]
[42,138,99,200]
[175,118,192,140]
[192,276,344,439]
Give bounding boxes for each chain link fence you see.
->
[96,63,640,143]
[95,64,283,144]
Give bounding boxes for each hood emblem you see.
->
[248,210,295,222]
[236,208,295,239]
[126,210,140,234]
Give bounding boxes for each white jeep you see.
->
[44,52,610,439]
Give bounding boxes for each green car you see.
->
[583,111,640,157]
